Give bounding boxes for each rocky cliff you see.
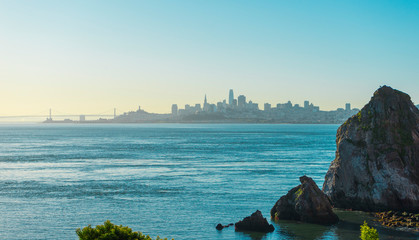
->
[323,86,419,212]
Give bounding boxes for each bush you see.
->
[76,220,172,240]
[360,221,379,240]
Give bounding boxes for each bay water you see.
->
[0,124,417,240]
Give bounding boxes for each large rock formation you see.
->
[271,176,339,225]
[235,210,275,233]
[323,86,419,212]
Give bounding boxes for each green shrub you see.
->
[76,220,172,240]
[360,221,379,240]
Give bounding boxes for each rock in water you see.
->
[235,210,274,233]
[271,176,339,225]
[323,86,419,212]
[215,223,234,230]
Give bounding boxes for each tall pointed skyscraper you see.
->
[229,89,234,105]
[203,94,209,112]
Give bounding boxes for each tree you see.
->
[360,221,379,240]
[76,220,172,240]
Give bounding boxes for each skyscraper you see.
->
[345,103,351,111]
[171,104,178,115]
[228,89,234,105]
[238,95,246,109]
[304,100,309,109]
[203,94,209,112]
[195,104,201,111]
[264,103,271,111]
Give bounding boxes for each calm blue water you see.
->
[0,124,417,240]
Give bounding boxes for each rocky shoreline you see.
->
[216,86,419,237]
[373,211,419,232]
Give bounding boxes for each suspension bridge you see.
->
[0,108,129,121]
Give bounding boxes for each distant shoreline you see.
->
[41,120,344,125]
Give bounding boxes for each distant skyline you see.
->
[1,1,418,115]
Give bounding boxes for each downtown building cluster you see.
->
[171,89,354,117]
[171,89,261,116]
[113,89,358,124]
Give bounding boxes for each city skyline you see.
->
[1,1,418,116]
[99,87,361,124]
[1,87,357,118]
[171,89,353,115]
[0,85,415,117]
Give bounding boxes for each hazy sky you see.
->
[1,0,418,115]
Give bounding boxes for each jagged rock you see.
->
[323,86,419,212]
[235,210,274,233]
[271,176,339,225]
[215,223,234,230]
[215,223,224,230]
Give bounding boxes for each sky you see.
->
[0,0,418,116]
